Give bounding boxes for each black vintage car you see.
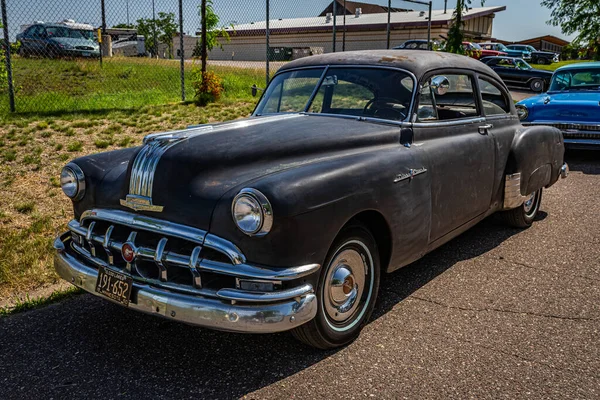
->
[480,56,554,92]
[54,51,568,349]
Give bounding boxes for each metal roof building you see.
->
[200,5,506,61]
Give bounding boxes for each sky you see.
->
[6,0,574,42]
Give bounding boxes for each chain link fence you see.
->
[0,0,437,113]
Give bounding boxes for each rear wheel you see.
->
[292,223,380,349]
[530,79,544,92]
[498,188,542,228]
[537,57,548,65]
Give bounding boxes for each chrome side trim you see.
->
[503,173,527,209]
[54,237,317,333]
[394,167,427,183]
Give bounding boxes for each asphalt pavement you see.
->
[1,150,598,399]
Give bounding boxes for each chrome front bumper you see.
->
[54,235,318,333]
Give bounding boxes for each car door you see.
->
[412,71,496,242]
[476,75,518,198]
[19,26,37,54]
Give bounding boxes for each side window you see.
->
[417,74,479,122]
[478,77,510,116]
[417,82,437,121]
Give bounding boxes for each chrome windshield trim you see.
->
[255,64,418,122]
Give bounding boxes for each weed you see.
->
[118,136,132,147]
[2,150,16,162]
[55,143,64,151]
[67,141,82,152]
[94,139,111,149]
[15,201,35,214]
[36,121,49,130]
[49,176,60,187]
[0,287,83,317]
[59,154,70,161]
[40,131,52,138]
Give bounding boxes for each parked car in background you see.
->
[479,42,531,60]
[16,23,100,58]
[506,44,559,64]
[480,56,553,92]
[517,62,600,149]
[462,42,507,59]
[393,39,440,50]
[54,50,567,349]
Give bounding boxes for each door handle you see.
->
[478,124,493,135]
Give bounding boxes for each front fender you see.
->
[508,125,564,195]
[208,144,430,270]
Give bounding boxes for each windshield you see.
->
[78,30,94,40]
[515,59,532,70]
[255,67,415,121]
[549,68,600,91]
[497,43,509,51]
[46,26,84,39]
[470,43,482,50]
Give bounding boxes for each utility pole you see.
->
[126,0,130,25]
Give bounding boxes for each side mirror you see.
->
[251,84,264,97]
[431,76,450,96]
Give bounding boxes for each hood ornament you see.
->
[120,135,185,213]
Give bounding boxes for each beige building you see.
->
[191,3,506,61]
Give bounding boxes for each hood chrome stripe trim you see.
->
[126,114,305,206]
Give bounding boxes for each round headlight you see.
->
[232,188,273,236]
[515,104,529,121]
[60,163,85,201]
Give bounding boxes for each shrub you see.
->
[191,69,223,106]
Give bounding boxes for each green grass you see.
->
[530,59,595,71]
[0,286,83,317]
[2,57,265,115]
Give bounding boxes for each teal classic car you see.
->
[516,62,600,149]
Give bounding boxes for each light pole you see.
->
[126,0,130,26]
[152,0,157,57]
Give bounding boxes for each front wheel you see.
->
[292,223,380,349]
[530,78,544,93]
[498,188,542,228]
[537,57,548,65]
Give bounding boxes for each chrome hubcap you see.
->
[324,249,366,323]
[523,192,536,214]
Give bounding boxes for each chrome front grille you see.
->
[66,209,318,303]
[546,123,600,132]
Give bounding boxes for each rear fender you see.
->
[506,125,564,196]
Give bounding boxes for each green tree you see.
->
[112,23,136,29]
[136,12,178,58]
[445,0,485,54]
[193,0,231,58]
[542,0,600,60]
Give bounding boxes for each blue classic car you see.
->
[516,62,600,149]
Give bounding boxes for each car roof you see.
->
[556,62,600,72]
[279,50,498,80]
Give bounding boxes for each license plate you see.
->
[95,266,133,306]
[82,52,90,57]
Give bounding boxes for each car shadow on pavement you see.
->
[565,150,600,175]
[373,217,522,320]
[0,218,523,399]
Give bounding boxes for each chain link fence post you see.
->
[1,0,14,112]
[265,0,269,86]
[178,0,185,101]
